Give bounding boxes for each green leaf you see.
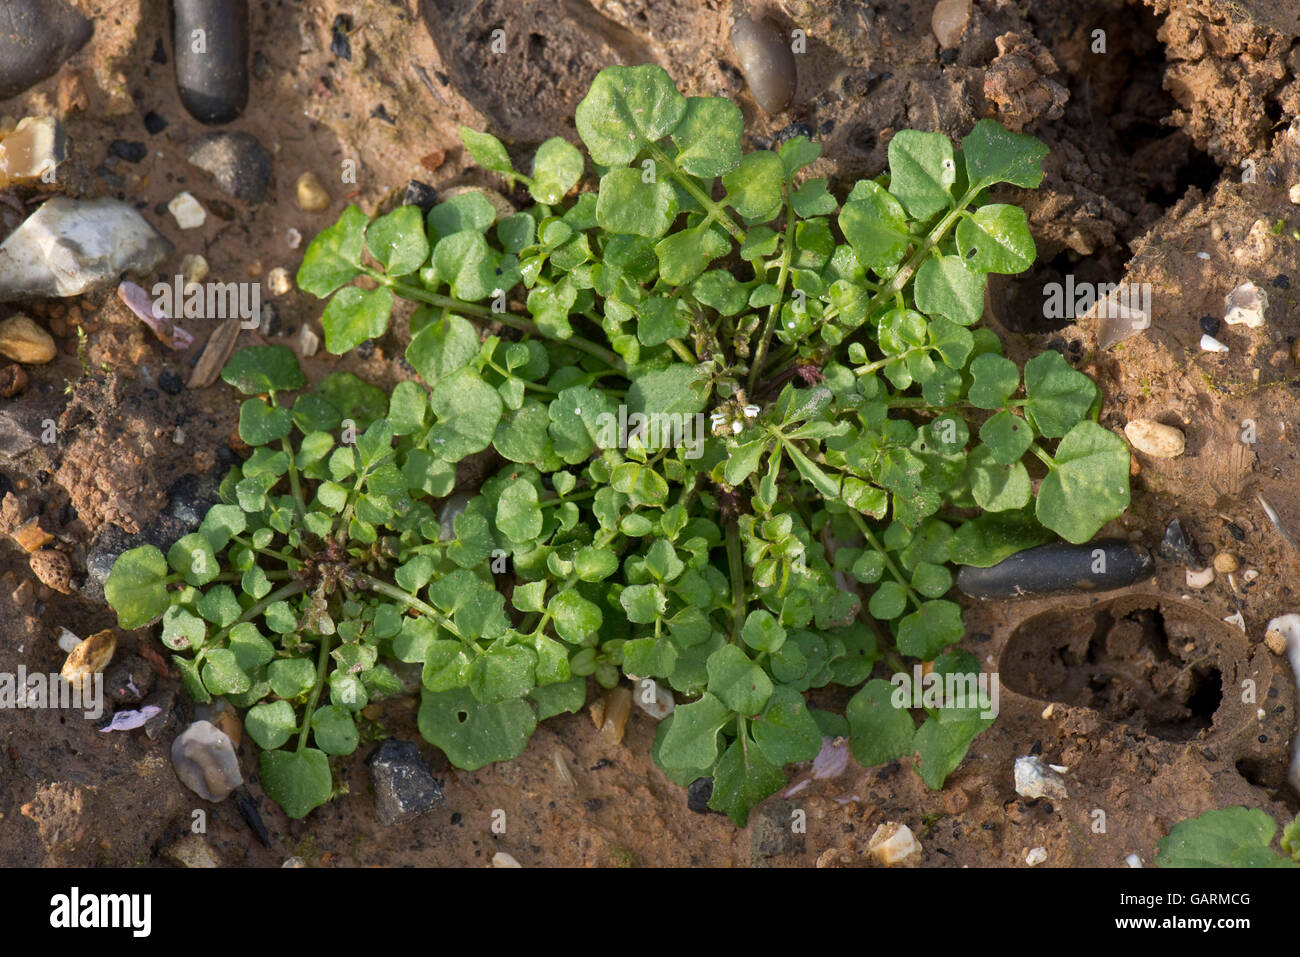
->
[269,658,318,699]
[790,178,838,217]
[221,345,306,395]
[654,221,729,285]
[706,644,773,715]
[838,182,910,273]
[575,64,687,166]
[962,119,1049,191]
[596,168,678,238]
[956,204,1035,274]
[418,687,538,770]
[914,254,985,326]
[967,353,1020,409]
[620,583,666,623]
[671,96,743,177]
[1036,421,1131,544]
[238,398,293,446]
[725,439,768,487]
[530,136,584,204]
[167,533,218,587]
[657,692,730,771]
[1022,351,1097,438]
[321,285,394,355]
[246,700,297,750]
[428,192,497,237]
[496,480,543,542]
[626,364,706,419]
[260,748,333,819]
[460,126,514,176]
[741,609,786,653]
[311,705,359,755]
[428,368,504,462]
[547,590,603,643]
[366,205,430,276]
[1156,807,1299,868]
[406,313,479,388]
[914,710,993,789]
[710,733,785,827]
[105,546,171,629]
[778,135,820,177]
[967,446,1031,511]
[868,581,908,620]
[297,205,367,297]
[200,647,250,695]
[428,231,494,301]
[948,509,1053,567]
[887,129,956,220]
[896,599,965,659]
[722,150,784,223]
[387,380,429,435]
[979,410,1033,464]
[751,686,820,765]
[314,372,388,430]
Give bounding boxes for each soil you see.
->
[2,0,1300,868]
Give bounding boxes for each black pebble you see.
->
[143,111,168,135]
[1199,315,1220,336]
[356,339,376,360]
[403,179,438,214]
[158,370,183,395]
[687,777,715,814]
[940,47,959,64]
[1273,274,1290,290]
[173,0,250,124]
[583,798,603,812]
[1225,521,1246,541]
[331,14,353,60]
[451,812,462,825]
[216,444,240,467]
[235,789,271,847]
[110,140,148,163]
[957,540,1155,599]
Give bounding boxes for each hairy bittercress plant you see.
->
[105,65,1130,824]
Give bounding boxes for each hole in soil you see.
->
[1001,601,1225,741]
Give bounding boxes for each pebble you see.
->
[367,739,445,826]
[0,197,172,301]
[29,548,73,593]
[596,686,632,745]
[729,15,797,114]
[167,191,207,230]
[295,324,320,358]
[1025,846,1048,866]
[931,0,972,48]
[687,777,717,814]
[1265,628,1288,656]
[173,0,250,124]
[1224,281,1268,328]
[1125,853,1143,868]
[491,852,522,868]
[0,363,27,397]
[143,111,168,135]
[1212,552,1239,574]
[55,627,80,654]
[1157,517,1198,566]
[171,720,243,802]
[403,180,439,214]
[630,677,674,719]
[109,139,147,163]
[0,117,67,188]
[957,541,1154,599]
[267,267,293,297]
[180,253,209,285]
[867,822,922,867]
[1200,334,1229,353]
[0,315,56,364]
[286,227,303,249]
[0,0,93,99]
[187,317,242,389]
[296,171,332,212]
[60,629,116,693]
[195,698,242,747]
[1124,418,1185,458]
[163,834,221,868]
[186,131,273,203]
[1291,184,1300,205]
[12,517,52,552]
[1014,755,1068,800]
[1198,315,1220,336]
[331,13,353,60]
[1186,566,1215,589]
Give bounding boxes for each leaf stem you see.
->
[298,629,332,751]
[725,520,746,644]
[647,143,747,243]
[747,193,797,392]
[846,511,924,612]
[281,436,307,522]
[356,573,463,640]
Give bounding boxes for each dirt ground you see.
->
[2,0,1300,867]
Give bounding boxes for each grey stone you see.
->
[185,131,273,203]
[0,410,38,460]
[749,799,803,866]
[367,739,444,826]
[0,197,172,302]
[0,0,93,99]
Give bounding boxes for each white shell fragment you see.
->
[1223,282,1268,328]
[630,677,674,720]
[56,627,80,654]
[1200,334,1229,353]
[171,720,243,802]
[1124,419,1185,459]
[868,822,922,867]
[1014,755,1068,800]
[1186,567,1215,589]
[168,190,207,230]
[0,196,171,301]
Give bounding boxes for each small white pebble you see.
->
[172,428,186,446]
[267,267,293,297]
[1224,281,1268,328]
[1290,183,1300,205]
[1257,708,1267,720]
[1186,566,1215,589]
[180,253,209,285]
[1125,853,1143,868]
[286,227,303,249]
[491,852,522,868]
[1025,846,1048,866]
[1200,334,1229,353]
[1223,611,1246,631]
[1196,251,1210,260]
[168,191,206,230]
[1041,703,1055,720]
[56,628,80,654]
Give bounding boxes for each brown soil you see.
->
[1,0,1299,868]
